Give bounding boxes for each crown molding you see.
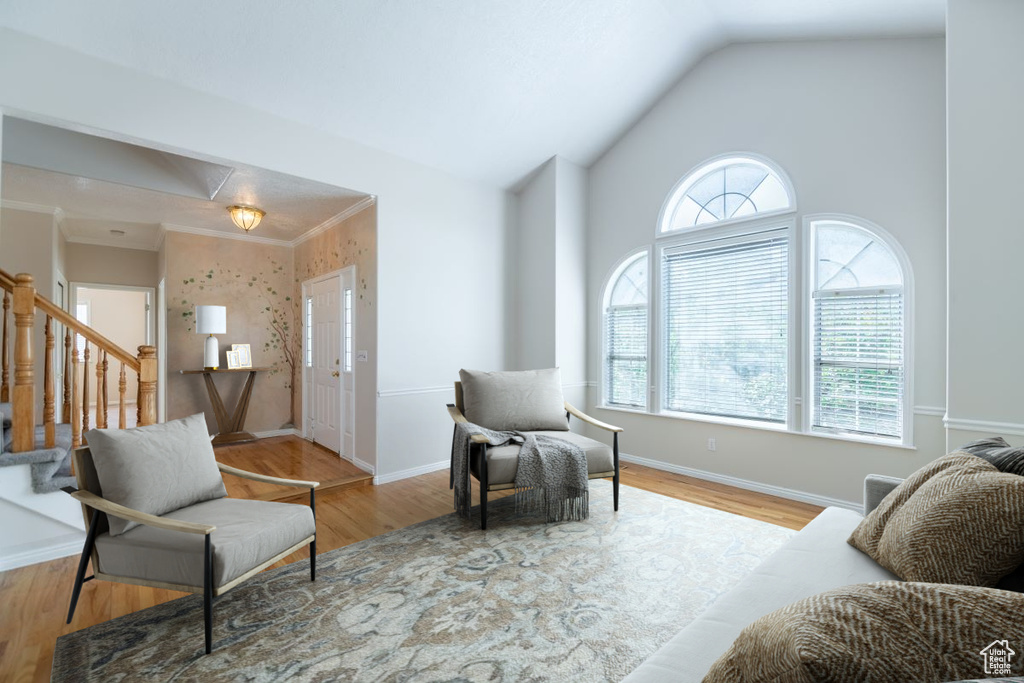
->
[291,196,376,247]
[64,234,162,252]
[0,198,59,215]
[161,222,294,248]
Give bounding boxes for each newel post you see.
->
[136,345,157,426]
[12,274,35,452]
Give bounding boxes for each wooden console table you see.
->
[180,367,270,446]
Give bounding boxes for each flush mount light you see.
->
[228,205,265,232]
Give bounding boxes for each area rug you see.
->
[52,480,796,682]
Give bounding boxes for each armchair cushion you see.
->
[459,368,568,431]
[95,497,315,588]
[85,413,227,536]
[470,430,613,486]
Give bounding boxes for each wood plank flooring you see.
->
[0,436,822,682]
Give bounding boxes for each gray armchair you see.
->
[65,445,318,655]
[447,378,623,529]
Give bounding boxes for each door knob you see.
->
[331,371,340,377]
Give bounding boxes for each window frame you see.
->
[654,216,799,430]
[656,152,797,239]
[802,214,915,447]
[600,247,652,411]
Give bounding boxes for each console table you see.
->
[180,367,270,446]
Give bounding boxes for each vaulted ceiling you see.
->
[0,0,945,188]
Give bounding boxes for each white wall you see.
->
[586,38,947,505]
[554,157,588,399]
[946,0,1024,449]
[515,158,557,370]
[0,28,510,481]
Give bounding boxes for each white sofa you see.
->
[623,474,904,683]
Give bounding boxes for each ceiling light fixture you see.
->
[228,205,265,232]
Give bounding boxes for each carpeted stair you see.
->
[0,402,76,493]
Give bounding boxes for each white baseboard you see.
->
[373,459,447,485]
[253,428,302,438]
[353,456,376,476]
[0,531,85,571]
[619,453,861,513]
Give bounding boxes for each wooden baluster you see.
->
[102,351,109,429]
[12,274,35,453]
[82,341,91,435]
[71,343,82,448]
[119,363,127,429]
[136,345,157,426]
[44,316,55,448]
[1,289,9,403]
[95,350,106,429]
[62,328,72,423]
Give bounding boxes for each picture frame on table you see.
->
[231,344,252,368]
[226,350,242,370]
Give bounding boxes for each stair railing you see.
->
[0,269,157,452]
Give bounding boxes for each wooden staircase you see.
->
[0,268,157,493]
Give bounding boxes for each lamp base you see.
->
[204,334,220,370]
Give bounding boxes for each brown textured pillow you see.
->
[704,581,1024,683]
[849,452,1024,586]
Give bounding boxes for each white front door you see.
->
[310,276,342,453]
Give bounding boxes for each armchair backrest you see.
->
[71,446,110,534]
[454,381,465,414]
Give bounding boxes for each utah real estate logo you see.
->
[980,640,1016,676]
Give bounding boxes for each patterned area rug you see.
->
[52,481,795,682]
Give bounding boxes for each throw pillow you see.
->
[85,413,227,536]
[848,452,1024,586]
[459,368,568,432]
[958,436,1024,476]
[703,581,1024,683]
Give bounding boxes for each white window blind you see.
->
[604,253,648,408]
[813,291,904,438]
[662,232,788,423]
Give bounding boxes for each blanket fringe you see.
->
[515,485,589,523]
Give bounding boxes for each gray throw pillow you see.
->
[958,436,1024,476]
[459,368,568,432]
[85,413,227,536]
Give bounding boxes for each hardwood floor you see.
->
[0,436,822,682]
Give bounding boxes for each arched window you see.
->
[810,218,909,441]
[603,251,648,409]
[659,156,793,234]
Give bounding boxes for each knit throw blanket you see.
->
[452,422,589,523]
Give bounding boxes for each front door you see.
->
[310,276,342,453]
[339,267,355,459]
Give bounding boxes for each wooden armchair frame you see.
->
[447,381,623,529]
[65,447,320,654]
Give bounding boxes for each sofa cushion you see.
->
[469,430,614,485]
[95,497,315,589]
[622,507,897,683]
[958,436,1024,476]
[85,413,227,536]
[459,368,568,432]
[849,452,1024,586]
[703,581,1024,683]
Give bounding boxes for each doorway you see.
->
[302,267,355,459]
[70,283,154,428]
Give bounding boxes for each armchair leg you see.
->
[204,534,213,655]
[480,443,488,530]
[67,508,101,624]
[613,432,620,512]
[449,424,457,490]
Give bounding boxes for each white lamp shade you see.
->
[195,305,227,335]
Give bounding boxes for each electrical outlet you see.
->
[707,438,717,452]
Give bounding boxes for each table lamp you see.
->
[195,305,227,370]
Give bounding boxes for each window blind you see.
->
[605,305,647,408]
[813,290,903,439]
[662,232,788,423]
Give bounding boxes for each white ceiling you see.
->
[0,0,945,188]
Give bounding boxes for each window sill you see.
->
[595,404,916,451]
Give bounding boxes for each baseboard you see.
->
[0,531,85,571]
[373,459,447,485]
[619,453,861,512]
[253,428,301,438]
[353,456,376,476]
